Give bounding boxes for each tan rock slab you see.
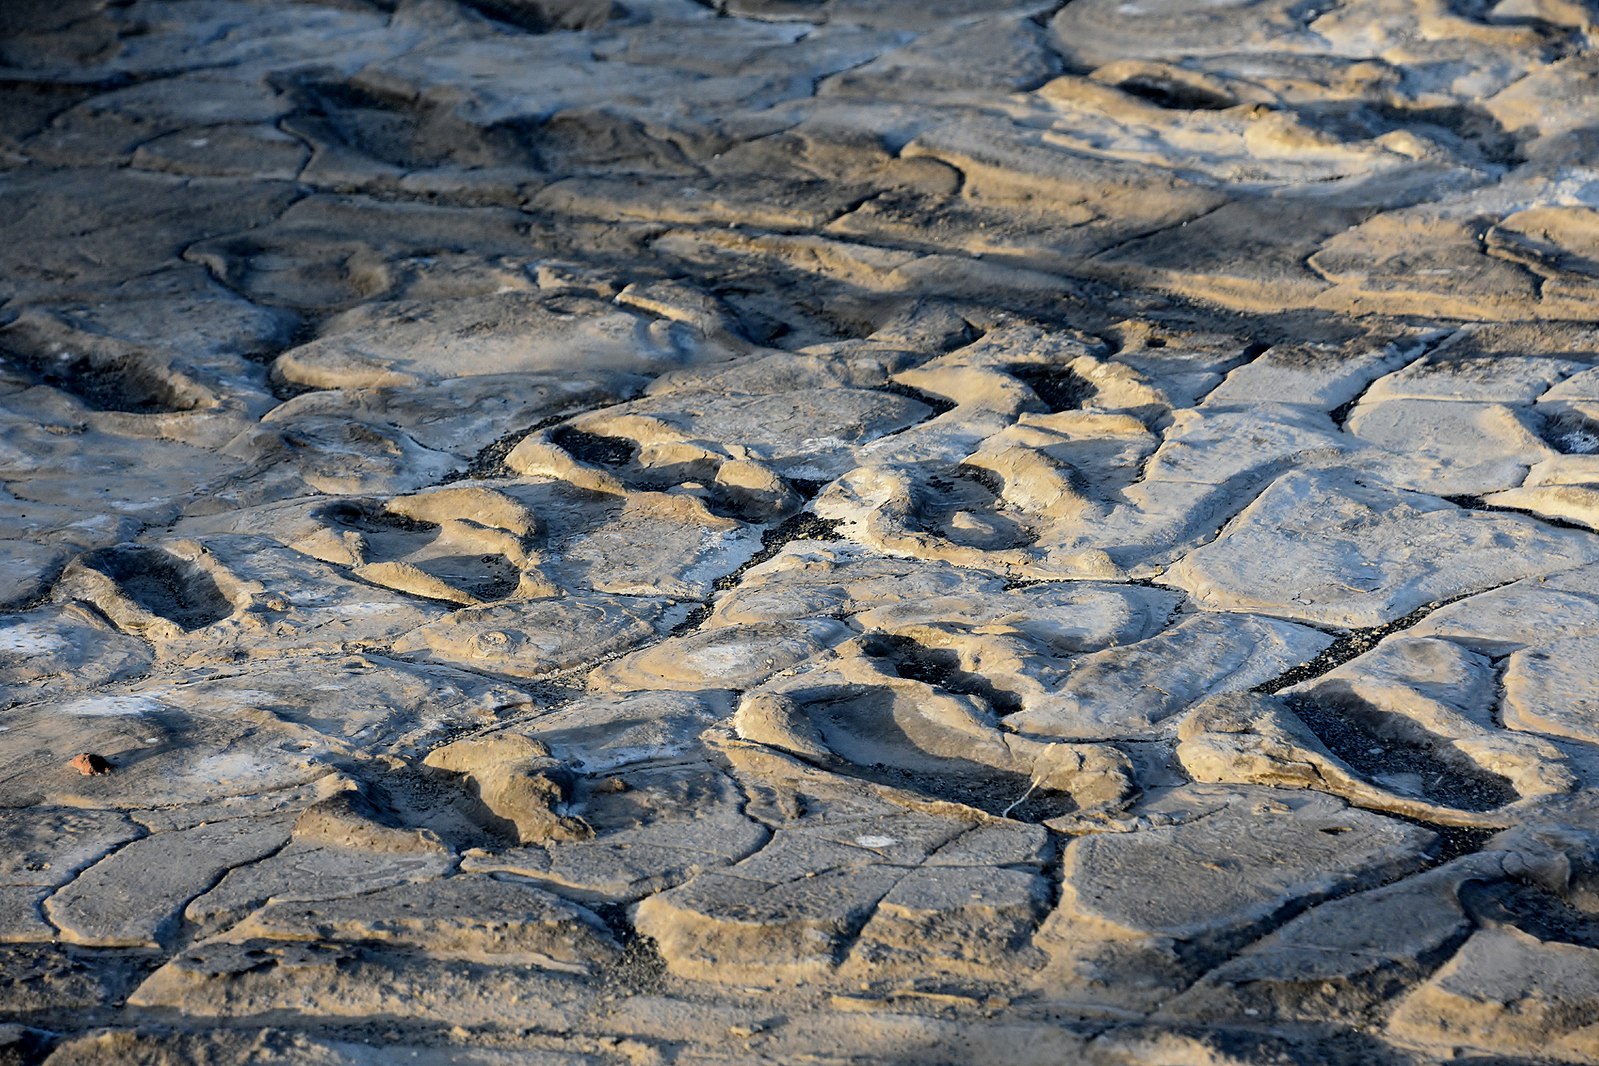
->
[225,874,619,969]
[1503,635,1599,745]
[1387,926,1599,1061]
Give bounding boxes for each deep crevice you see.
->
[79,546,232,631]
[1282,689,1518,813]
[1006,361,1097,413]
[859,631,1024,715]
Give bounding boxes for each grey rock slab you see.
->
[42,1028,597,1066]
[8,263,293,372]
[0,945,130,1014]
[0,406,250,525]
[132,123,308,181]
[259,371,635,460]
[710,542,1011,627]
[1344,399,1553,495]
[0,605,151,705]
[461,764,769,902]
[127,938,596,1027]
[604,387,932,481]
[274,292,741,390]
[1484,483,1599,532]
[1031,73,1431,187]
[6,0,409,83]
[0,807,141,891]
[486,479,762,599]
[1138,404,1349,488]
[1540,361,1599,404]
[839,863,1050,980]
[1165,469,1599,628]
[182,194,533,313]
[136,655,529,758]
[54,536,447,664]
[0,167,298,301]
[0,807,140,943]
[0,887,52,943]
[634,801,968,984]
[1049,0,1325,69]
[223,416,462,497]
[588,619,854,694]
[1363,341,1588,405]
[821,15,1058,99]
[515,690,729,774]
[45,814,292,948]
[24,70,292,167]
[225,874,619,969]
[1105,327,1258,410]
[1292,635,1500,723]
[0,539,67,609]
[901,118,1227,253]
[1199,338,1419,410]
[183,842,454,939]
[1408,572,1599,653]
[848,579,1178,657]
[1165,851,1507,1024]
[392,595,689,680]
[1002,612,1333,741]
[1503,635,1599,745]
[739,654,1137,819]
[0,690,338,810]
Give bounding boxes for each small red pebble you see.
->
[69,753,113,776]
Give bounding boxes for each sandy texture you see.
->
[4,1,1599,1063]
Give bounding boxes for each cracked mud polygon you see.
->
[5,0,1599,1063]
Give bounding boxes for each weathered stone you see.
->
[1003,613,1333,740]
[1036,786,1436,1007]
[588,619,852,693]
[1387,927,1599,1061]
[46,816,292,948]
[1166,470,1599,627]
[0,605,152,703]
[392,595,690,679]
[460,764,770,901]
[1503,635,1599,745]
[5,0,1599,1055]
[0,807,140,943]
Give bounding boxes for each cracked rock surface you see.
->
[4,1,1599,1063]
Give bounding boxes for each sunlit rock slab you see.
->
[1166,469,1599,628]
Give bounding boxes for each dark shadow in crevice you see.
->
[1006,361,1097,413]
[1537,408,1599,455]
[458,0,624,34]
[1461,878,1599,950]
[1115,76,1235,112]
[0,344,198,414]
[549,424,637,468]
[81,546,232,631]
[713,511,840,592]
[1283,688,1518,814]
[859,632,1024,715]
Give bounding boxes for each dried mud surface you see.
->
[5,1,1599,1063]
